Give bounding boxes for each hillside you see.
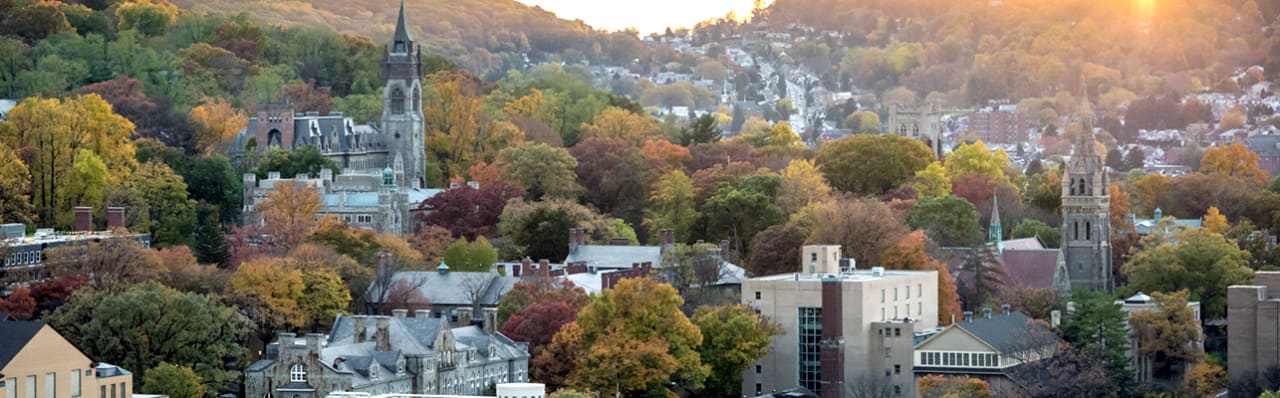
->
[168,0,633,73]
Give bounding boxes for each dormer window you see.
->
[370,364,379,379]
[394,41,406,54]
[289,364,306,383]
[397,360,406,375]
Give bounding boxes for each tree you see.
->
[1184,362,1227,398]
[805,197,910,268]
[776,159,833,216]
[747,224,806,277]
[814,134,934,195]
[1124,147,1145,171]
[189,97,247,155]
[958,245,1006,310]
[639,139,691,174]
[912,161,951,200]
[407,225,453,266]
[882,231,962,324]
[254,180,323,251]
[230,258,305,342]
[251,146,339,180]
[501,300,577,354]
[693,305,781,397]
[416,184,523,240]
[141,363,205,398]
[1122,227,1252,319]
[1129,290,1204,379]
[1009,219,1061,248]
[0,286,35,320]
[133,162,197,247]
[1220,106,1247,129]
[0,2,71,43]
[442,237,499,272]
[46,283,250,396]
[0,142,35,224]
[945,141,1011,183]
[917,375,991,398]
[1201,142,1269,187]
[844,110,881,133]
[183,154,243,224]
[533,321,583,392]
[680,113,721,145]
[192,204,230,267]
[495,143,582,200]
[498,199,615,261]
[496,277,589,327]
[1059,290,1134,395]
[565,278,709,394]
[645,170,698,244]
[1106,148,1124,169]
[279,78,334,114]
[907,195,985,247]
[115,0,178,36]
[297,269,351,330]
[45,237,159,289]
[702,174,785,262]
[1203,206,1229,234]
[569,138,647,223]
[580,107,661,143]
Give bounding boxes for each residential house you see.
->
[0,321,133,398]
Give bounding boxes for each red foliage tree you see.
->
[0,286,36,320]
[416,184,523,240]
[385,279,431,314]
[280,79,334,115]
[569,137,648,222]
[28,274,89,317]
[500,300,578,351]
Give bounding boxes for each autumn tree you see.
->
[1129,290,1204,382]
[47,283,250,395]
[569,138,648,223]
[1201,142,1269,187]
[0,286,35,320]
[907,195,985,247]
[132,161,197,247]
[254,180,323,250]
[1122,227,1252,319]
[776,158,833,216]
[702,173,785,261]
[882,231,962,324]
[416,184,522,240]
[496,277,589,327]
[844,110,881,134]
[644,169,698,243]
[945,140,1011,183]
[442,237,499,272]
[815,134,933,195]
[279,79,334,115]
[918,375,991,398]
[0,142,35,224]
[565,278,709,394]
[1184,362,1227,398]
[495,143,582,200]
[190,97,247,155]
[45,237,159,288]
[747,224,806,277]
[805,196,910,268]
[498,199,615,261]
[1203,206,1229,234]
[580,106,661,143]
[912,161,951,200]
[115,0,178,36]
[693,304,781,397]
[229,257,305,342]
[501,300,577,354]
[142,363,205,398]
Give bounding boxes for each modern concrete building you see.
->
[1,208,150,287]
[1228,272,1280,385]
[742,245,938,398]
[0,321,132,398]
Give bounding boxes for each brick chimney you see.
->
[106,207,125,230]
[659,228,675,246]
[354,316,368,343]
[483,308,497,335]
[375,316,390,351]
[538,259,551,277]
[74,207,92,232]
[457,308,472,326]
[516,258,530,277]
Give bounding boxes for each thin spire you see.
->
[989,192,1002,248]
[392,0,413,51]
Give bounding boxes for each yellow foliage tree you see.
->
[230,258,306,338]
[190,97,248,155]
[256,181,323,250]
[580,107,661,144]
[776,158,833,215]
[944,140,1010,183]
[1200,142,1269,186]
[1183,362,1226,398]
[912,161,951,200]
[1202,206,1228,234]
[0,142,36,224]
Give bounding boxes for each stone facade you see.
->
[888,102,955,159]
[1060,127,1112,291]
[241,170,441,236]
[245,312,529,398]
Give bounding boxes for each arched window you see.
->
[1086,222,1092,241]
[391,88,406,115]
[1074,221,1080,240]
[289,364,306,383]
[268,129,283,147]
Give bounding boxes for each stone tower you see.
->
[1061,120,1112,291]
[381,0,425,189]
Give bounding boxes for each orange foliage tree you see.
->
[881,230,962,325]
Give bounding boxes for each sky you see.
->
[515,0,758,35]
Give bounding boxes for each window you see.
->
[118,383,124,398]
[289,364,306,383]
[917,302,922,316]
[755,291,761,300]
[881,290,885,303]
[4,378,14,398]
[894,287,898,301]
[110,383,115,398]
[100,386,105,398]
[797,307,823,393]
[71,370,81,398]
[26,375,35,398]
[756,384,762,395]
[918,283,922,297]
[884,347,892,358]
[894,328,900,337]
[894,364,901,375]
[391,88,406,115]
[755,365,762,374]
[811,253,817,262]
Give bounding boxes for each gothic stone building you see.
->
[1060,127,1112,291]
[232,0,438,236]
[244,312,530,398]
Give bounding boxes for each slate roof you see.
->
[329,314,442,352]
[0,321,44,369]
[563,245,663,269]
[94,363,131,378]
[246,359,276,372]
[230,115,387,155]
[1000,237,1045,251]
[952,311,1051,353]
[365,271,517,307]
[1000,249,1061,290]
[1132,218,1202,235]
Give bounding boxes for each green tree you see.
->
[251,146,338,180]
[1059,289,1135,396]
[693,304,781,397]
[944,141,1011,183]
[1121,227,1253,319]
[814,134,934,195]
[702,174,784,262]
[192,204,229,267]
[182,155,243,224]
[906,195,985,247]
[1129,290,1204,379]
[566,278,710,394]
[498,200,615,261]
[912,161,952,200]
[47,283,250,396]
[297,269,351,330]
[1009,219,1061,248]
[495,143,582,200]
[0,142,36,224]
[442,236,499,272]
[133,162,197,247]
[115,0,178,36]
[141,362,205,398]
[844,110,881,133]
[645,170,698,244]
[681,113,722,145]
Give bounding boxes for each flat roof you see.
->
[749,269,935,282]
[4,232,149,247]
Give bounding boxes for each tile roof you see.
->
[0,321,44,369]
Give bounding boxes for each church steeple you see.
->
[392,0,414,54]
[989,193,1003,250]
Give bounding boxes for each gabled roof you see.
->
[1000,249,1062,290]
[952,311,1049,353]
[999,237,1044,251]
[0,321,45,369]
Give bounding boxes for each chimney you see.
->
[415,309,431,318]
[74,207,92,232]
[1001,304,1011,315]
[719,239,731,260]
[483,308,497,335]
[1051,310,1061,329]
[392,309,408,318]
[819,275,845,398]
[354,316,368,343]
[268,171,281,180]
[375,316,390,351]
[106,207,125,230]
[538,259,550,277]
[982,307,992,319]
[659,229,675,246]
[457,308,472,327]
[516,258,530,277]
[964,311,973,323]
[305,333,322,354]
[279,332,296,352]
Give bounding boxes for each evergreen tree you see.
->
[1060,289,1135,396]
[730,106,745,133]
[192,203,230,267]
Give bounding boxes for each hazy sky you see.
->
[515,0,758,35]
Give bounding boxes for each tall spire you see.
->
[989,192,1003,250]
[392,0,413,53]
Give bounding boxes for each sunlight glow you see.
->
[515,0,757,35]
